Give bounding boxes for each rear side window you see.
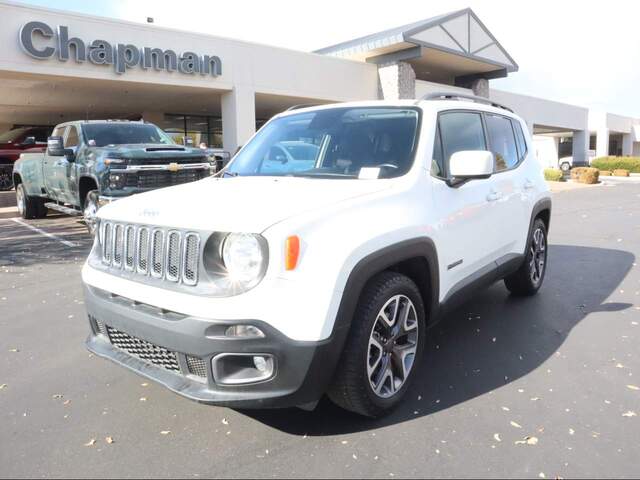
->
[431,125,445,177]
[439,112,487,164]
[65,126,80,148]
[512,120,528,161]
[485,114,518,171]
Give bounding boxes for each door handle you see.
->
[524,179,535,190]
[487,189,502,202]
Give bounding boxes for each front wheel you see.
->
[328,271,426,417]
[504,218,548,296]
[560,162,571,173]
[83,190,99,234]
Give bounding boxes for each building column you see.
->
[572,130,589,165]
[596,128,610,158]
[470,78,490,98]
[622,133,633,156]
[221,86,256,154]
[377,62,416,100]
[142,112,165,125]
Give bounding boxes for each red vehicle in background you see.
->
[0,126,51,190]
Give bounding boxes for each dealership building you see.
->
[1,0,639,165]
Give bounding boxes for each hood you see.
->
[98,176,392,232]
[95,144,207,160]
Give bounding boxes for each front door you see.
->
[430,110,510,298]
[43,126,66,201]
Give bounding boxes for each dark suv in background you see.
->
[0,126,52,190]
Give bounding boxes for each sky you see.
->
[17,0,640,118]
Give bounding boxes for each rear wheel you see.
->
[560,162,571,173]
[504,218,548,296]
[16,183,47,219]
[0,167,13,191]
[328,271,426,417]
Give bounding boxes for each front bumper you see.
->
[83,284,337,408]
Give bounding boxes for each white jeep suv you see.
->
[82,93,551,417]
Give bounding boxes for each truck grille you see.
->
[124,169,209,189]
[100,222,200,286]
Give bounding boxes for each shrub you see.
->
[613,169,630,177]
[591,157,640,173]
[578,167,599,184]
[599,170,612,176]
[544,168,563,182]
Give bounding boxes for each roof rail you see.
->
[417,92,513,113]
[285,104,321,112]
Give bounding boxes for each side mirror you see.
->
[47,136,76,160]
[47,136,65,156]
[22,136,36,146]
[447,150,494,187]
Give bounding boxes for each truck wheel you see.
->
[16,183,47,219]
[0,169,13,191]
[560,162,570,173]
[328,271,426,417]
[504,218,548,296]
[83,190,99,234]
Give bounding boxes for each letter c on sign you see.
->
[19,21,56,59]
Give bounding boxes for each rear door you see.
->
[430,110,504,297]
[43,125,66,200]
[483,113,525,259]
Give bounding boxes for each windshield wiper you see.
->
[220,171,239,178]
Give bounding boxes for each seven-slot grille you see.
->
[100,221,200,286]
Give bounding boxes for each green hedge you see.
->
[544,168,563,182]
[591,157,640,173]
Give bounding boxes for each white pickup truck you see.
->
[82,94,551,417]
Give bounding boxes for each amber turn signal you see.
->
[285,235,300,271]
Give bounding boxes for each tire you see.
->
[83,190,99,235]
[0,168,13,191]
[328,271,426,417]
[504,218,548,296]
[560,162,570,173]
[16,183,47,219]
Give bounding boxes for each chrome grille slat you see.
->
[124,226,135,271]
[99,221,200,286]
[113,224,124,268]
[150,229,164,278]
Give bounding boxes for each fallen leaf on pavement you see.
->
[84,439,96,447]
[569,428,575,435]
[160,430,171,435]
[510,421,522,429]
[493,433,502,442]
[501,406,510,412]
[52,394,63,400]
[141,383,149,387]
[515,436,538,446]
[222,418,229,425]
[0,384,7,390]
[8,348,19,353]
[627,385,640,391]
[63,400,71,406]
[622,411,637,417]
[105,436,114,444]
[139,397,147,402]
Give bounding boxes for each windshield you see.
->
[82,123,175,147]
[226,107,420,179]
[0,128,29,143]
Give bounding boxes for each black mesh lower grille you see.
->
[186,356,207,378]
[105,325,180,372]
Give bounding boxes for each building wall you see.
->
[0,1,378,102]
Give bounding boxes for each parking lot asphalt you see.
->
[1,183,639,479]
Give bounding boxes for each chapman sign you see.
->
[19,21,222,77]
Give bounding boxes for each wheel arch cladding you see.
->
[532,198,552,234]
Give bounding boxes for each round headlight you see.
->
[221,233,265,284]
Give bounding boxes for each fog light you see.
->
[253,356,268,372]
[225,325,265,338]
